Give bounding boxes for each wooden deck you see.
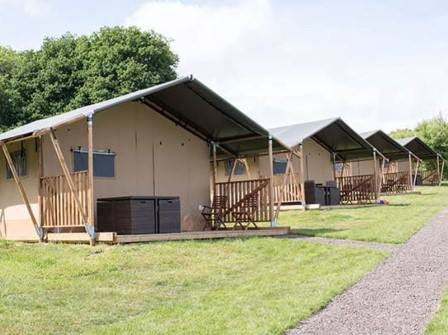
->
[43,227,290,244]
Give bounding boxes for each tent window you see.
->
[224,159,246,176]
[6,150,27,179]
[273,159,288,174]
[73,148,116,177]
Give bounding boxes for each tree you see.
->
[389,128,415,139]
[0,26,178,130]
[390,114,448,177]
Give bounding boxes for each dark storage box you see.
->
[97,196,180,234]
[304,180,340,205]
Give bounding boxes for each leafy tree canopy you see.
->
[0,26,178,131]
[390,114,448,174]
[389,128,415,139]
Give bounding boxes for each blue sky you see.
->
[1,0,448,132]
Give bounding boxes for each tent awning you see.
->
[0,76,288,158]
[396,136,438,160]
[270,118,375,161]
[361,130,410,161]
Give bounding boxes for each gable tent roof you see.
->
[0,76,289,158]
[396,136,438,160]
[269,118,375,161]
[361,130,410,161]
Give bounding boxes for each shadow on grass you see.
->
[289,228,347,236]
[387,203,411,207]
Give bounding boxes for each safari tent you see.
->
[0,76,289,244]
[396,136,444,186]
[344,130,419,193]
[215,118,379,206]
[269,118,382,205]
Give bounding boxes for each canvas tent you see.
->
[396,136,444,186]
[352,130,420,193]
[0,76,289,243]
[246,118,379,205]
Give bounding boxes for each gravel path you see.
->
[288,208,448,335]
[289,236,401,252]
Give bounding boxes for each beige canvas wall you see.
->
[346,159,378,176]
[396,159,411,172]
[1,101,211,240]
[0,139,39,240]
[301,138,334,184]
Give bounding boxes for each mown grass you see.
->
[425,289,448,334]
[0,238,385,335]
[279,186,448,244]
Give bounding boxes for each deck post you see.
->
[268,136,275,226]
[87,114,95,245]
[299,144,306,209]
[408,152,413,190]
[413,159,420,189]
[37,136,45,240]
[241,158,252,179]
[373,150,378,199]
[440,159,445,186]
[227,159,237,183]
[332,152,337,179]
[211,142,218,199]
[380,157,386,193]
[437,155,441,185]
[2,142,43,240]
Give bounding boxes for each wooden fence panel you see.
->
[381,172,411,193]
[421,170,439,185]
[215,178,271,222]
[41,171,89,228]
[335,174,376,204]
[272,173,302,204]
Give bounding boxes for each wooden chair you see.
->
[201,196,228,230]
[231,195,259,230]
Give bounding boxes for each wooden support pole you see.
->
[37,136,44,239]
[241,158,252,179]
[413,159,420,189]
[87,115,95,244]
[299,144,306,208]
[440,160,445,186]
[408,152,413,190]
[211,142,218,199]
[332,152,337,179]
[380,157,386,193]
[49,129,88,225]
[2,143,43,240]
[437,155,441,185]
[268,136,275,225]
[373,151,379,199]
[227,159,237,183]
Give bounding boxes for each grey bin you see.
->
[97,196,180,235]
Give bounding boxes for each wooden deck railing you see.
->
[215,178,271,222]
[381,172,411,194]
[421,170,439,185]
[41,171,89,228]
[272,173,302,204]
[335,174,376,204]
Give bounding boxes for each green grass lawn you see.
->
[0,238,386,335]
[279,186,448,244]
[425,289,448,335]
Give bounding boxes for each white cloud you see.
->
[126,0,448,133]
